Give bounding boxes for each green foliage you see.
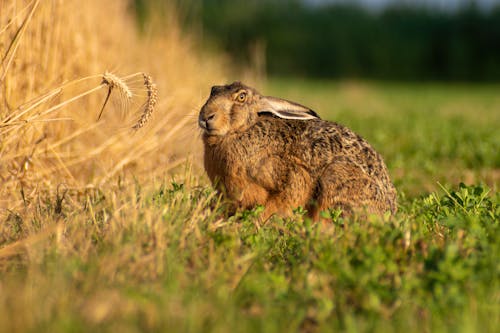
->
[165,0,500,81]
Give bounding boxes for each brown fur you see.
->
[199,82,397,220]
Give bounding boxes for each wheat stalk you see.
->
[1,74,102,132]
[0,0,41,82]
[1,71,155,132]
[132,73,158,130]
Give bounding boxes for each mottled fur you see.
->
[199,82,397,220]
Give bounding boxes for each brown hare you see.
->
[199,82,397,221]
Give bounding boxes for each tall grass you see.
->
[0,0,224,215]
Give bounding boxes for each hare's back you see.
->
[290,119,381,170]
[252,116,387,174]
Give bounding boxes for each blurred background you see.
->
[135,0,500,81]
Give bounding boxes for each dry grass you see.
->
[0,0,225,216]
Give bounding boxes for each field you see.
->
[1,1,499,333]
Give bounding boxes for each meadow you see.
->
[1,1,499,332]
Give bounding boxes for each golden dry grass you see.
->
[0,0,226,216]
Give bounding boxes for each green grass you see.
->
[1,80,499,333]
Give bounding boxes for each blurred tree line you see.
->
[134,0,500,81]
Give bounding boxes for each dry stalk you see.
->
[132,73,158,130]
[0,84,103,135]
[1,71,136,132]
[0,0,33,35]
[0,0,41,82]
[1,74,101,132]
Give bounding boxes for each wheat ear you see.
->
[98,71,133,120]
[132,73,158,130]
[101,71,133,99]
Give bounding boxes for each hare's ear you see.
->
[258,96,320,120]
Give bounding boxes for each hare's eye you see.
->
[237,92,247,102]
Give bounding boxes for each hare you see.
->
[199,82,397,220]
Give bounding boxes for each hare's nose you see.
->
[199,113,215,130]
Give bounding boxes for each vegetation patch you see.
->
[0,181,498,332]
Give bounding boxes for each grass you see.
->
[1,1,499,333]
[0,178,498,332]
